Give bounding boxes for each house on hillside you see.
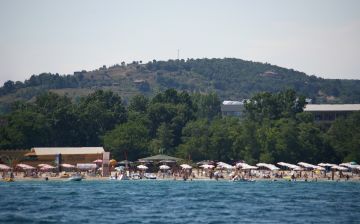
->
[304,104,360,122]
[221,100,246,117]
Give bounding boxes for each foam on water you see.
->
[0,180,359,223]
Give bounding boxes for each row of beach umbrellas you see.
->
[1,161,359,172]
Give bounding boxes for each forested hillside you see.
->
[1,58,359,114]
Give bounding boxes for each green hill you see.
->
[1,58,359,113]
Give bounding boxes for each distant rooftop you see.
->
[30,147,105,156]
[222,100,245,105]
[304,104,360,112]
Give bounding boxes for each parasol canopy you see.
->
[277,162,302,170]
[40,164,55,171]
[200,164,215,169]
[61,164,76,168]
[180,164,192,169]
[0,164,11,170]
[16,164,35,170]
[256,163,280,171]
[93,159,103,163]
[159,165,170,170]
[236,162,258,170]
[331,165,348,171]
[217,162,234,169]
[137,165,148,170]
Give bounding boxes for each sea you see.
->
[0,180,359,223]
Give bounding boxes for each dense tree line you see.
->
[0,89,359,163]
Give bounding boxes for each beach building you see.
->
[221,100,246,117]
[304,104,360,122]
[22,147,106,167]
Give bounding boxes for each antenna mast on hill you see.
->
[177,49,180,60]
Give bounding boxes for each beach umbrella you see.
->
[200,164,215,169]
[61,164,76,168]
[298,162,318,169]
[277,162,302,170]
[318,163,336,167]
[236,163,258,170]
[256,163,280,171]
[339,162,360,169]
[109,159,117,166]
[40,164,55,171]
[331,165,348,171]
[180,164,192,169]
[16,164,35,170]
[93,159,103,163]
[159,165,170,170]
[137,165,148,170]
[0,164,10,170]
[217,162,234,169]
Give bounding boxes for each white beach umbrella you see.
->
[256,163,280,171]
[339,162,360,169]
[159,165,170,170]
[40,164,55,171]
[217,162,234,169]
[318,163,336,167]
[16,164,35,170]
[137,165,148,170]
[61,164,75,168]
[200,164,214,169]
[331,165,348,171]
[298,162,318,169]
[277,162,302,170]
[0,164,10,170]
[236,162,258,170]
[180,164,192,169]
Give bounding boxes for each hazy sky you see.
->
[1,0,360,85]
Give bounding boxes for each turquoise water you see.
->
[0,180,359,223]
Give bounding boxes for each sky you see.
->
[0,0,360,85]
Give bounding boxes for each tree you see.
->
[326,112,360,162]
[129,94,149,113]
[77,90,127,145]
[103,120,149,161]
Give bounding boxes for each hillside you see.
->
[1,58,360,112]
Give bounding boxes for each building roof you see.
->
[30,147,105,156]
[304,104,360,112]
[138,154,182,162]
[222,101,244,105]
